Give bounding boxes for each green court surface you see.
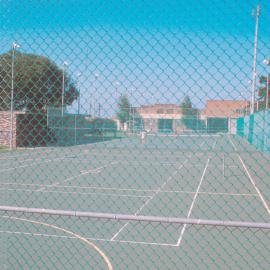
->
[0,134,269,269]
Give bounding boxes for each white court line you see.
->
[110,158,190,241]
[0,188,151,198]
[148,134,220,138]
[0,157,63,173]
[199,140,205,148]
[37,161,119,192]
[176,158,210,247]
[228,136,270,216]
[0,138,116,168]
[212,137,218,150]
[0,138,112,159]
[0,183,258,197]
[0,155,81,173]
[0,147,61,160]
[0,230,177,247]
[222,153,225,177]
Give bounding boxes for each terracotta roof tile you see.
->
[204,100,249,118]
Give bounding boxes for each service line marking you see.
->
[36,161,119,192]
[110,158,190,241]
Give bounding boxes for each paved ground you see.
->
[0,134,269,269]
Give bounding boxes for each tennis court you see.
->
[1,134,269,269]
[1,1,270,269]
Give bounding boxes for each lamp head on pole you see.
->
[263,59,270,66]
[12,42,20,50]
[252,4,261,18]
[94,72,99,79]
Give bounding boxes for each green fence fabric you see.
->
[237,111,270,153]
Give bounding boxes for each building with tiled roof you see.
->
[203,100,250,133]
[204,100,249,118]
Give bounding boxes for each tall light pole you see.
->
[129,88,135,132]
[76,72,82,115]
[94,72,99,116]
[61,61,68,117]
[251,4,261,114]
[263,59,270,110]
[10,42,20,150]
[115,81,121,129]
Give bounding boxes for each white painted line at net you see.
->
[110,158,190,241]
[0,230,177,247]
[176,158,210,247]
[228,136,270,216]
[0,183,259,198]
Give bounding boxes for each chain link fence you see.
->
[0,1,270,269]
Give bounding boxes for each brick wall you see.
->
[0,111,19,148]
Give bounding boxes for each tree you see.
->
[116,95,131,124]
[0,51,79,112]
[257,75,270,109]
[180,95,198,129]
[180,96,192,111]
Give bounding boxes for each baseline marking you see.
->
[0,188,151,198]
[0,229,177,247]
[0,184,258,198]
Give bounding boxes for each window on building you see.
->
[166,109,174,114]
[157,109,164,114]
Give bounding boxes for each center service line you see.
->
[176,158,210,246]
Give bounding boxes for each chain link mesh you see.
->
[0,1,270,269]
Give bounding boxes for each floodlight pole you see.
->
[128,88,131,132]
[115,81,121,128]
[93,73,99,117]
[76,72,81,115]
[61,61,68,118]
[267,75,269,110]
[251,4,261,114]
[10,42,20,150]
[130,88,134,133]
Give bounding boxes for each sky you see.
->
[1,0,270,116]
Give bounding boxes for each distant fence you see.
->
[47,112,117,146]
[237,110,270,153]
